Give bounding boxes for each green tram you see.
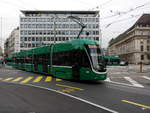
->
[7,39,107,80]
[104,56,120,66]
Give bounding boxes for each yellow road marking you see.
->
[20,77,33,84]
[12,77,23,82]
[62,88,74,93]
[56,78,62,81]
[45,76,52,82]
[56,84,84,91]
[122,100,150,109]
[33,76,43,83]
[3,77,14,81]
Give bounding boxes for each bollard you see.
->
[139,62,143,73]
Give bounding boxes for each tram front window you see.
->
[87,45,105,72]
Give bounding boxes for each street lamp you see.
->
[50,15,59,44]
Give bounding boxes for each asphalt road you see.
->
[0,65,150,113]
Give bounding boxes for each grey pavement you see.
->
[0,65,150,113]
[107,64,150,77]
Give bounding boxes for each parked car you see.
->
[120,61,128,66]
[143,62,150,65]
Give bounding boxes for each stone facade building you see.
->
[4,27,20,57]
[108,14,150,64]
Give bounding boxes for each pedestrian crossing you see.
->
[105,76,150,88]
[124,77,144,88]
[1,75,150,88]
[0,76,62,84]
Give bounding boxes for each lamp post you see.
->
[50,15,59,44]
[53,21,56,43]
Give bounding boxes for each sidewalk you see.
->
[128,64,150,73]
[107,64,150,77]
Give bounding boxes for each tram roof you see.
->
[12,39,100,57]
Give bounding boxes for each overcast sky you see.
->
[0,0,150,48]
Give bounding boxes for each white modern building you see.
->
[20,10,100,50]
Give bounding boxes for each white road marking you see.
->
[3,81,118,113]
[105,79,137,88]
[105,78,111,82]
[142,76,150,81]
[105,76,146,88]
[124,77,144,88]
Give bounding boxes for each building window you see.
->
[24,37,27,41]
[28,43,31,48]
[36,37,39,41]
[47,37,50,41]
[28,37,31,41]
[147,46,150,51]
[32,37,35,41]
[43,37,46,41]
[96,37,99,41]
[141,55,144,60]
[141,45,144,51]
[147,55,150,60]
[32,43,35,47]
[20,37,24,41]
[140,41,143,44]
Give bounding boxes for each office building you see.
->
[20,10,100,50]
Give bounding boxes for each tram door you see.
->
[72,51,80,79]
[72,63,80,79]
[43,54,48,73]
[34,55,38,72]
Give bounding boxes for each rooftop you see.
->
[21,10,99,15]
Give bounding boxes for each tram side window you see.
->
[19,56,24,63]
[37,55,43,64]
[80,51,91,68]
[25,55,32,63]
[33,54,50,65]
[42,54,49,64]
[72,50,90,68]
[17,57,23,64]
[34,55,38,64]
[53,51,72,66]
[16,57,19,64]
[13,57,16,63]
[52,50,90,68]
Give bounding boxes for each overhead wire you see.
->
[15,0,38,10]
[103,14,141,28]
[101,1,150,20]
[0,0,27,10]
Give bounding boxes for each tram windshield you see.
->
[87,45,105,72]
